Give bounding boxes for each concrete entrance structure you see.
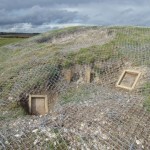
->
[29,95,48,115]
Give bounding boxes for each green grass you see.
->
[36,26,89,43]
[54,27,150,68]
[144,96,150,112]
[143,83,150,112]
[47,135,69,150]
[0,38,24,47]
[60,86,88,104]
[58,43,117,68]
[0,102,27,121]
[60,85,98,105]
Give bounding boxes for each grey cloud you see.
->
[0,6,86,26]
[0,0,99,10]
[0,0,150,32]
[75,1,150,26]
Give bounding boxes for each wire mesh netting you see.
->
[0,26,150,150]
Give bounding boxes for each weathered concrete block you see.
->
[29,95,48,115]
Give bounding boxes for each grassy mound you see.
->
[0,26,150,112]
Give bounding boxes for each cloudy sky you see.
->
[0,0,150,33]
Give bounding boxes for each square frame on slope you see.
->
[116,70,141,90]
[29,95,48,115]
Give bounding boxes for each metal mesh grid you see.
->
[0,26,150,150]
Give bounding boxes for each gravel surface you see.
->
[0,84,149,150]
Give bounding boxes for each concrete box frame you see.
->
[116,70,141,90]
[29,95,48,115]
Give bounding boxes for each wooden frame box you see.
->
[29,95,48,115]
[116,70,141,90]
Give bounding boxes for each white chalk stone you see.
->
[32,129,38,133]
